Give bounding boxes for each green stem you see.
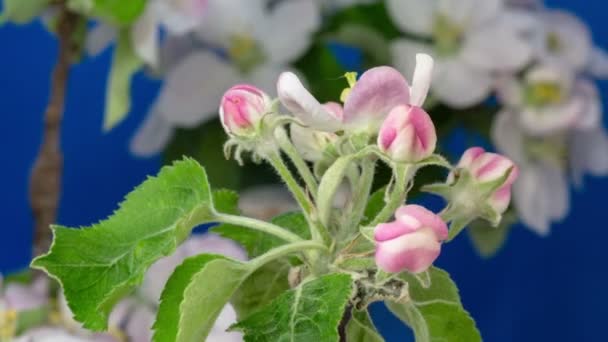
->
[275,127,319,198]
[248,240,328,271]
[344,159,376,237]
[369,164,411,226]
[266,151,331,244]
[215,213,303,243]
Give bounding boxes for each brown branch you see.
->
[30,4,80,257]
[338,303,353,342]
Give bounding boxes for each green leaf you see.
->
[231,273,354,342]
[16,306,49,334]
[388,267,481,342]
[467,212,516,258]
[346,309,384,342]
[31,158,216,331]
[103,30,142,131]
[231,260,291,319]
[362,186,387,226]
[213,212,310,261]
[0,0,49,24]
[153,254,249,342]
[68,0,146,26]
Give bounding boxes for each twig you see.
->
[338,303,353,342]
[30,4,80,257]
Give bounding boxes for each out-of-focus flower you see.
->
[492,109,608,235]
[131,0,321,157]
[2,276,48,312]
[277,53,434,132]
[238,185,298,221]
[388,0,532,108]
[497,64,600,136]
[374,205,448,274]
[220,84,272,138]
[455,147,519,214]
[377,105,436,163]
[87,0,208,66]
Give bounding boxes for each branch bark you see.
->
[338,304,353,342]
[30,4,80,257]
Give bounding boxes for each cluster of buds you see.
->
[219,53,518,276]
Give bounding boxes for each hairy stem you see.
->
[343,159,376,238]
[266,152,331,244]
[369,164,411,226]
[248,240,328,271]
[215,213,304,243]
[275,127,319,198]
[30,5,80,257]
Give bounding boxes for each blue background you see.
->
[2,1,606,341]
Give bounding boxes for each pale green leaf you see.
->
[346,309,384,342]
[362,186,387,226]
[231,273,354,342]
[388,267,481,342]
[0,0,49,24]
[153,254,249,342]
[68,0,146,26]
[31,158,215,331]
[318,155,356,226]
[103,30,142,131]
[231,260,291,319]
[467,211,516,258]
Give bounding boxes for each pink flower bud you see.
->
[457,147,519,214]
[377,105,437,163]
[374,205,448,274]
[220,84,271,137]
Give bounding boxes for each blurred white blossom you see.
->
[131,0,321,156]
[388,0,532,108]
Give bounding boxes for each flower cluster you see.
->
[219,53,517,274]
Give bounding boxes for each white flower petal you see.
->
[208,305,243,342]
[196,0,265,46]
[132,7,160,66]
[238,185,298,220]
[570,127,608,187]
[385,0,435,36]
[432,58,493,108]
[410,53,434,107]
[491,109,527,164]
[277,72,341,131]
[260,0,321,64]
[461,22,532,71]
[86,23,117,56]
[513,165,551,235]
[248,63,285,96]
[439,0,501,28]
[125,306,155,342]
[391,39,435,87]
[588,47,608,78]
[543,164,569,221]
[130,104,175,157]
[572,80,601,130]
[155,0,207,35]
[157,51,241,127]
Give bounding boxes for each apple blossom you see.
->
[377,105,437,163]
[388,0,532,108]
[277,53,435,132]
[374,205,448,274]
[219,84,272,138]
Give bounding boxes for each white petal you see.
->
[238,185,298,220]
[439,0,501,28]
[208,305,243,342]
[130,104,175,157]
[432,58,493,108]
[86,23,117,56]
[131,7,160,66]
[196,0,265,46]
[385,0,435,36]
[277,72,341,131]
[542,164,569,221]
[391,39,435,87]
[513,165,551,235]
[572,80,601,130]
[157,51,241,127]
[181,234,247,261]
[155,0,207,35]
[248,63,285,96]
[461,22,532,71]
[569,127,608,186]
[259,0,321,64]
[497,9,541,35]
[588,47,608,78]
[495,74,524,107]
[410,53,434,107]
[125,306,155,342]
[491,109,527,164]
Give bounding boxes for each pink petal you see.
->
[375,228,441,273]
[374,221,420,243]
[395,205,448,240]
[343,66,410,127]
[458,147,486,168]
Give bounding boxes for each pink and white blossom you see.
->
[374,205,448,273]
[277,53,435,132]
[456,147,519,214]
[219,84,271,137]
[377,105,437,163]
